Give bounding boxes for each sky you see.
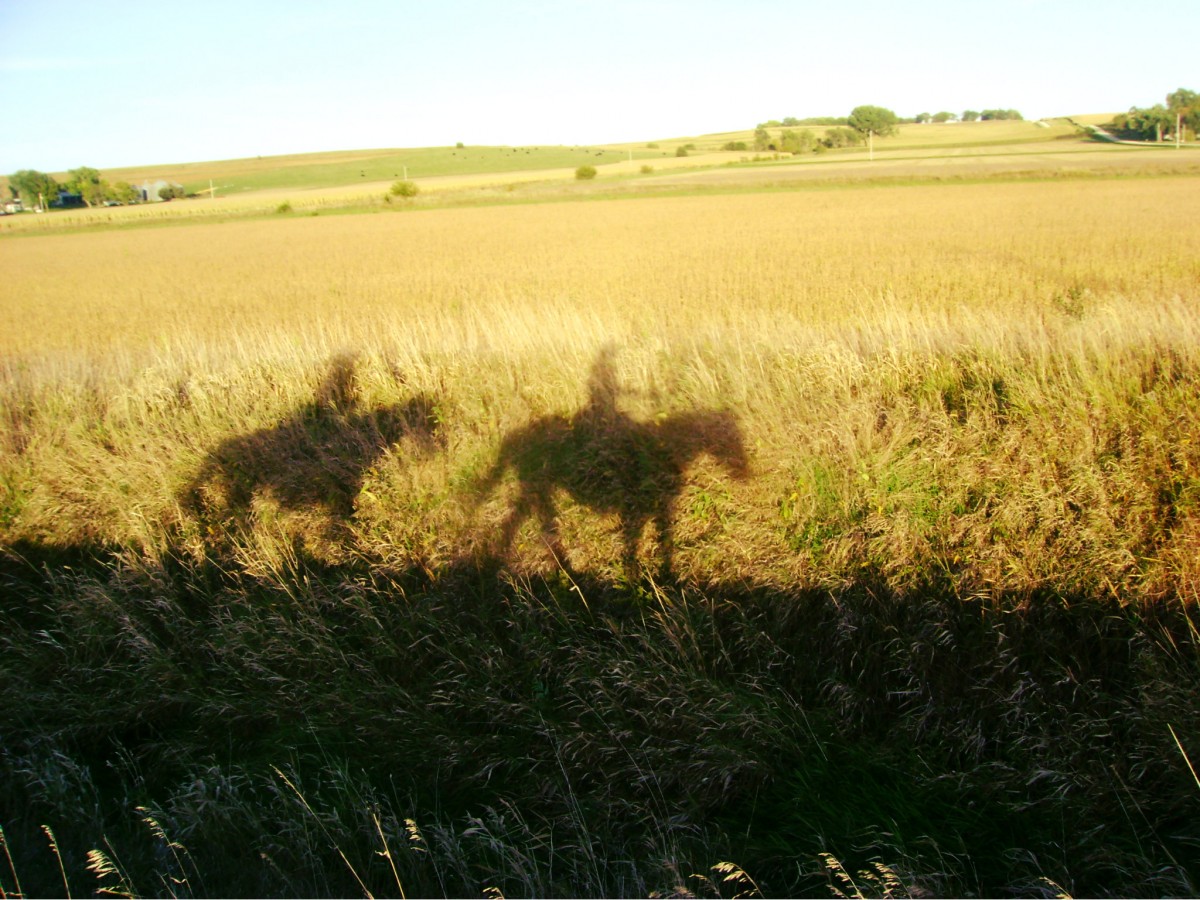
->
[1,0,1196,173]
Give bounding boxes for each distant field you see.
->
[883,117,1078,147]
[1069,111,1122,125]
[652,117,1080,152]
[5,132,1197,235]
[2,145,1199,898]
[98,145,665,196]
[648,141,1200,190]
[1,114,1104,212]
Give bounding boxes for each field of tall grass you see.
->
[2,169,1199,896]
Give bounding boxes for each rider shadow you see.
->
[181,354,442,559]
[476,346,750,582]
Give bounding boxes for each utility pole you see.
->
[1177,112,1183,149]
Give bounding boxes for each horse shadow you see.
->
[180,355,442,554]
[475,347,750,580]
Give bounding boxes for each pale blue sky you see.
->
[1,0,1195,172]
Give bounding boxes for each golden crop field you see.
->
[3,167,1200,897]
[1,177,1195,388]
[3,174,1198,584]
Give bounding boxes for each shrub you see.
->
[275,201,292,214]
[779,129,816,154]
[391,180,419,198]
[640,165,654,174]
[575,165,597,180]
[675,146,689,157]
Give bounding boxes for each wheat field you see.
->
[2,170,1199,896]
[3,174,1200,589]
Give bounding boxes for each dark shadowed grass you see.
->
[2,540,1197,898]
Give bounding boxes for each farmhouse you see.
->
[136,179,185,202]
[51,191,85,209]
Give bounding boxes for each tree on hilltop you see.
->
[848,105,899,138]
[847,105,897,158]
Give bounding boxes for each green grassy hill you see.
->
[97,145,663,197]
[13,115,1100,200]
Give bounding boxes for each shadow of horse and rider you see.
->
[182,348,748,580]
[181,354,443,551]
[474,346,749,579]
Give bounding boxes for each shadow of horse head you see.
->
[181,355,442,546]
[476,400,749,580]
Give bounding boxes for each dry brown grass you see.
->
[3,176,1197,365]
[2,174,1199,595]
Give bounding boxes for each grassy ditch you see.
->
[1,545,1197,897]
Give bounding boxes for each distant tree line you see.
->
[759,116,850,128]
[1109,88,1198,142]
[744,104,964,154]
[742,105,1028,156]
[7,166,149,208]
[759,107,1024,133]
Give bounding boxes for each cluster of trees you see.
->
[7,167,152,207]
[740,106,901,155]
[761,108,1024,132]
[738,127,844,153]
[977,109,1024,121]
[1109,88,1198,142]
[744,102,1033,158]
[912,109,1022,123]
[759,116,850,128]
